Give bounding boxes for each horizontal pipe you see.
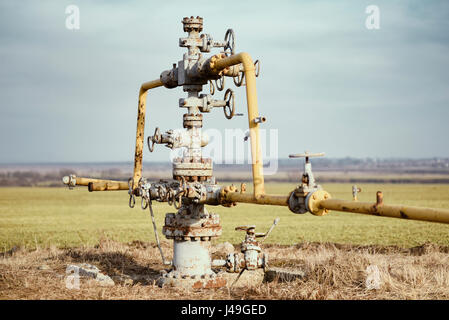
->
[88,181,129,192]
[224,192,288,206]
[62,176,129,191]
[319,199,449,224]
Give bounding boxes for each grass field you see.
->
[1,183,449,300]
[1,183,449,252]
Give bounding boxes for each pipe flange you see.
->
[305,190,331,216]
[183,113,203,128]
[182,16,203,33]
[287,190,307,214]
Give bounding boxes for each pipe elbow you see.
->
[237,52,254,70]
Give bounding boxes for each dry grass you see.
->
[1,239,448,300]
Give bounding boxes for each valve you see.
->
[223,219,279,288]
[288,152,325,214]
[147,127,161,152]
[289,151,324,189]
[223,88,235,119]
[352,185,362,201]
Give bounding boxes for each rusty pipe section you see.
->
[208,52,265,198]
[318,198,449,224]
[218,185,288,206]
[132,79,164,190]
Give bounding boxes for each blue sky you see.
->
[0,0,448,163]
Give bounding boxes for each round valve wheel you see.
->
[209,80,215,95]
[224,29,235,57]
[254,60,260,77]
[224,88,235,119]
[233,70,244,87]
[147,127,160,152]
[215,75,225,91]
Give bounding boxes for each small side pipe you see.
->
[132,79,163,190]
[62,176,128,191]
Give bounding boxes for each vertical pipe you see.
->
[132,79,163,190]
[213,53,265,197]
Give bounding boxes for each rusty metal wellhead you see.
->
[63,16,449,289]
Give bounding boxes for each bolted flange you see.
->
[305,190,331,216]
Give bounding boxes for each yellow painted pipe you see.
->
[223,191,288,206]
[132,79,163,190]
[88,181,128,192]
[210,53,265,198]
[318,198,449,224]
[62,176,128,191]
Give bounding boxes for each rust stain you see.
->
[192,278,226,289]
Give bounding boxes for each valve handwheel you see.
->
[235,225,265,237]
[224,28,235,57]
[147,127,160,152]
[215,75,225,91]
[223,88,235,119]
[233,70,244,87]
[254,60,260,77]
[209,80,215,95]
[289,151,325,162]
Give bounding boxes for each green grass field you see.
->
[1,183,449,252]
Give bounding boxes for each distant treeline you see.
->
[1,158,449,186]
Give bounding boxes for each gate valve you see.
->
[289,151,324,190]
[288,152,325,214]
[224,219,279,273]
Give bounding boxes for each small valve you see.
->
[352,185,362,201]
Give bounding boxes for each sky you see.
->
[0,0,448,163]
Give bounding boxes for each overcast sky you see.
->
[1,0,448,163]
